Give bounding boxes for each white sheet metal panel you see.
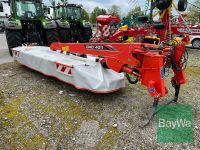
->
[12,46,125,93]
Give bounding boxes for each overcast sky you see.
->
[44,0,195,15]
[0,0,195,17]
[44,0,151,15]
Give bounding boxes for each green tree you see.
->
[81,8,90,20]
[90,7,107,23]
[127,6,144,18]
[108,5,121,17]
[187,0,200,24]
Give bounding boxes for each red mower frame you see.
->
[50,0,190,127]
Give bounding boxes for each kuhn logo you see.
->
[56,63,72,76]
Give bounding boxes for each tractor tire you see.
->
[192,38,200,49]
[60,28,71,43]
[0,27,4,33]
[178,0,187,12]
[83,28,92,42]
[154,23,165,29]
[156,0,172,10]
[5,29,23,56]
[71,29,83,42]
[137,16,148,22]
[45,29,59,46]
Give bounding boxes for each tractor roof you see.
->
[67,4,82,8]
[16,0,43,3]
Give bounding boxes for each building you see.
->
[0,2,10,21]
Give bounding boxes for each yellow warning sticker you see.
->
[62,46,70,52]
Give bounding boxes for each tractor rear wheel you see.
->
[5,29,23,56]
[71,29,83,43]
[83,28,92,42]
[60,28,71,43]
[137,16,148,22]
[45,29,59,46]
[178,0,187,12]
[156,0,172,10]
[192,39,200,49]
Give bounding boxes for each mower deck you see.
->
[12,46,125,93]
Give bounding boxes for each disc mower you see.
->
[8,0,190,127]
[50,0,190,127]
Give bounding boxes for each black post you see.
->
[150,0,154,23]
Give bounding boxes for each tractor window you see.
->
[47,8,50,14]
[66,7,81,20]
[55,7,62,19]
[0,3,3,12]
[16,0,42,18]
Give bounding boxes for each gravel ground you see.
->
[0,49,200,149]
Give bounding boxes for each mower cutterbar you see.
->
[50,38,188,126]
[12,46,125,93]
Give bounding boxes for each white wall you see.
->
[0,3,10,17]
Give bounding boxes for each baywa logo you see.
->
[157,104,193,143]
[158,118,192,129]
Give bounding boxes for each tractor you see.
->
[49,0,71,43]
[50,0,92,43]
[0,0,59,56]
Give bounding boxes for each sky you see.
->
[0,0,196,17]
[44,0,195,16]
[45,0,149,15]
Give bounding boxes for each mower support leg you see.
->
[140,98,159,128]
[166,81,181,105]
[141,84,181,128]
[173,84,180,102]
